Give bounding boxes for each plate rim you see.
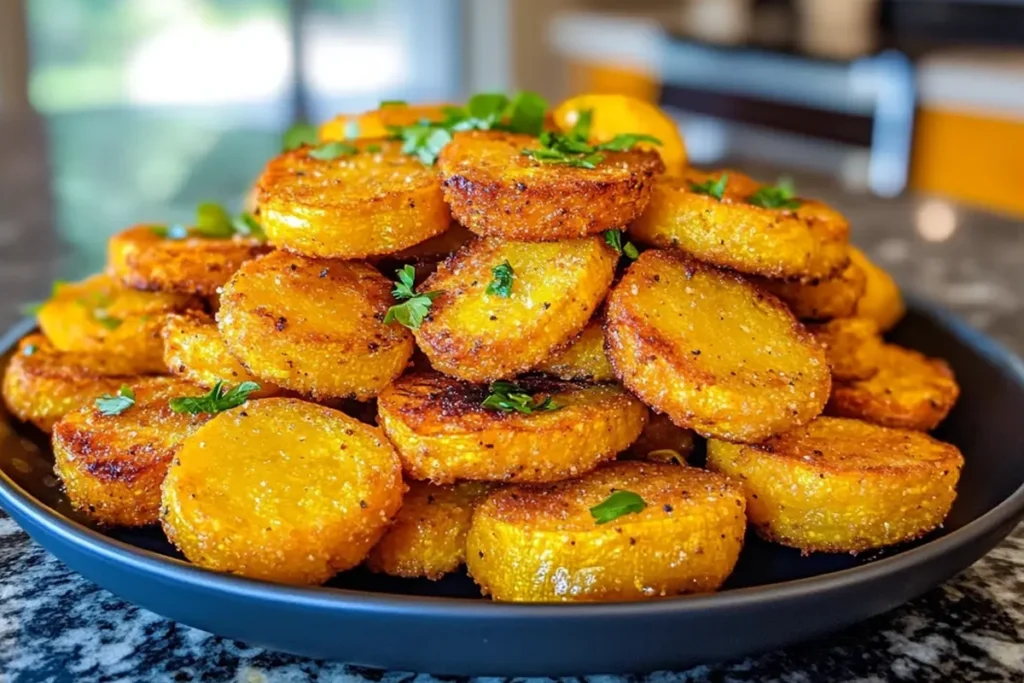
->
[2,299,1024,618]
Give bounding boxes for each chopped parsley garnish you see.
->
[481,381,561,414]
[690,173,729,201]
[748,178,801,210]
[169,380,260,415]
[486,260,514,297]
[521,109,661,169]
[603,230,639,260]
[384,265,441,329]
[95,385,136,416]
[380,99,408,107]
[309,141,359,160]
[153,203,265,241]
[589,490,647,524]
[74,290,122,330]
[281,122,319,152]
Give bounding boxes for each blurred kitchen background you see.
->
[1,0,1023,276]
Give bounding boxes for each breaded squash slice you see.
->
[377,373,647,483]
[161,398,404,585]
[52,377,212,526]
[2,334,145,432]
[161,311,277,394]
[218,251,413,400]
[629,170,850,281]
[626,412,698,465]
[366,480,492,579]
[605,250,831,443]
[257,139,450,259]
[827,343,959,432]
[107,225,268,296]
[533,320,615,382]
[437,131,663,241]
[707,417,963,553]
[319,102,452,142]
[466,461,746,602]
[37,274,202,374]
[849,247,905,331]
[755,257,866,321]
[808,317,885,381]
[414,237,616,382]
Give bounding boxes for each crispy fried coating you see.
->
[257,139,450,259]
[707,417,963,553]
[161,398,404,585]
[755,257,866,321]
[2,334,145,432]
[366,480,491,579]
[437,131,663,241]
[37,274,202,374]
[107,225,268,297]
[627,412,698,464]
[465,461,746,602]
[533,320,615,382]
[827,344,959,432]
[414,237,616,382]
[629,170,850,281]
[809,317,885,382]
[161,311,276,394]
[849,247,905,331]
[377,373,647,484]
[52,377,211,526]
[218,251,413,400]
[605,250,831,442]
[319,103,452,141]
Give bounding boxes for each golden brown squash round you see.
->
[372,222,475,286]
[849,247,905,331]
[605,250,831,443]
[377,372,647,483]
[161,311,277,394]
[808,317,885,382]
[414,237,617,382]
[366,480,491,579]
[37,274,202,374]
[707,416,963,553]
[107,225,268,297]
[533,320,615,382]
[626,412,698,464]
[161,398,404,585]
[437,130,664,241]
[257,139,450,259]
[52,377,212,526]
[217,251,414,400]
[319,103,452,141]
[628,170,850,281]
[465,461,746,602]
[755,257,866,321]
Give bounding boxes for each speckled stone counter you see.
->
[1,113,1023,682]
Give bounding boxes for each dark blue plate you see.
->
[1,301,1023,676]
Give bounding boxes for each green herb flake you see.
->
[748,177,801,210]
[232,212,266,240]
[94,313,122,330]
[281,122,319,152]
[309,141,359,161]
[481,381,561,415]
[151,223,190,240]
[521,117,659,169]
[603,230,640,260]
[95,385,136,417]
[169,380,260,415]
[384,265,441,329]
[365,144,382,153]
[486,260,514,298]
[589,490,647,524]
[690,173,729,201]
[380,99,408,107]
[193,202,237,239]
[22,343,37,356]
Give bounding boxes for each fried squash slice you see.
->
[366,480,491,579]
[809,317,885,381]
[533,319,615,382]
[257,139,451,259]
[319,102,452,142]
[849,246,905,331]
[707,417,963,553]
[218,251,413,400]
[755,257,866,321]
[377,373,647,483]
[414,237,616,382]
[161,398,404,585]
[605,250,831,443]
[161,311,276,394]
[465,461,746,602]
[52,377,212,526]
[437,131,663,241]
[2,334,144,432]
[629,170,850,281]
[108,225,268,297]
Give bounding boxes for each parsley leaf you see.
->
[169,380,260,415]
[150,223,190,240]
[309,141,359,160]
[95,385,136,416]
[594,133,662,152]
[748,177,801,210]
[690,173,729,201]
[486,260,514,297]
[505,91,548,137]
[571,109,593,140]
[194,202,238,239]
[390,264,418,299]
[282,122,319,151]
[162,203,266,241]
[232,212,266,240]
[94,312,122,330]
[603,230,640,260]
[481,381,561,414]
[590,490,647,524]
[521,120,660,169]
[380,99,407,107]
[384,265,441,329]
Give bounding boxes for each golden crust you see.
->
[257,139,451,259]
[465,461,746,602]
[319,103,452,141]
[533,320,615,382]
[605,250,831,443]
[808,317,885,382]
[755,257,866,321]
[107,225,268,297]
[438,131,664,241]
[37,274,202,374]
[414,237,617,382]
[161,398,405,585]
[626,411,698,464]
[849,247,905,331]
[217,251,414,400]
[629,170,850,280]
[52,377,211,526]
[366,480,492,579]
[377,372,648,484]
[161,311,277,394]
[707,417,963,553]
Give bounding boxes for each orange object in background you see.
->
[566,61,660,102]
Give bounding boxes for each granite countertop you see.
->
[1,113,1023,682]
